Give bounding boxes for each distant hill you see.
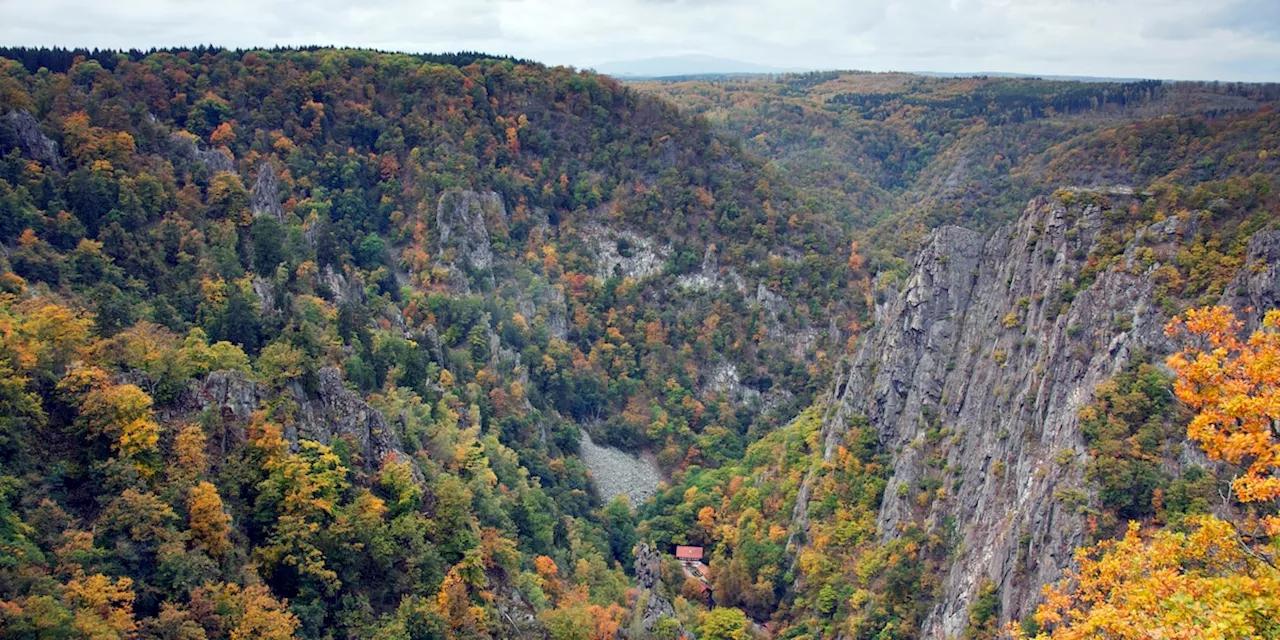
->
[913,69,1155,83]
[592,53,807,78]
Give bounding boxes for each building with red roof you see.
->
[675,545,703,562]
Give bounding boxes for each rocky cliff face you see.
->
[176,366,411,471]
[289,367,407,466]
[814,194,1276,637]
[251,162,285,220]
[578,223,669,280]
[437,189,500,278]
[1221,228,1280,331]
[625,543,692,639]
[168,132,234,174]
[3,109,62,171]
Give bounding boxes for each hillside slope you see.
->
[0,46,861,639]
[635,71,1280,638]
[4,49,1280,640]
[640,189,1278,638]
[632,72,1280,274]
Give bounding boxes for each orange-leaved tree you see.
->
[1016,517,1280,639]
[1012,306,1280,639]
[1165,306,1280,510]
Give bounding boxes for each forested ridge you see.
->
[1,45,1279,640]
[0,46,537,76]
[634,72,1280,280]
[625,72,1280,638]
[0,45,860,639]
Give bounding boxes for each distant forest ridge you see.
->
[6,46,1280,94]
[658,68,1280,93]
[0,45,536,74]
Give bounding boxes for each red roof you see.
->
[675,545,703,560]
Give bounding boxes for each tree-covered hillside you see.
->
[3,47,1280,640]
[627,71,1280,639]
[0,46,863,639]
[634,72,1280,279]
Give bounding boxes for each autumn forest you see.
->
[0,45,1279,640]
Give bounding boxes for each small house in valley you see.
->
[674,545,710,592]
[675,546,703,563]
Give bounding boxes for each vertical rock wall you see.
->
[815,195,1277,637]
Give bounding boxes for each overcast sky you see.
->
[2,0,1278,81]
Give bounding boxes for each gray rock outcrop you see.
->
[1220,229,1280,330]
[4,109,62,171]
[703,361,761,404]
[578,223,669,280]
[625,543,691,640]
[677,243,748,293]
[251,162,285,220]
[251,276,275,312]
[178,366,412,471]
[437,189,499,275]
[635,542,662,591]
[288,367,406,467]
[809,195,1278,637]
[320,264,364,306]
[516,281,568,341]
[168,132,234,173]
[182,369,259,424]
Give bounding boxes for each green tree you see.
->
[355,233,387,270]
[255,341,307,389]
[602,496,638,567]
[698,607,750,640]
[188,93,233,138]
[251,215,286,274]
[208,285,262,354]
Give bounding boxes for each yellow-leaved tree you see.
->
[187,481,233,559]
[1018,517,1280,639]
[1013,306,1280,639]
[62,572,138,639]
[1166,306,1280,509]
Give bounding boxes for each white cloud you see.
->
[0,0,1276,80]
